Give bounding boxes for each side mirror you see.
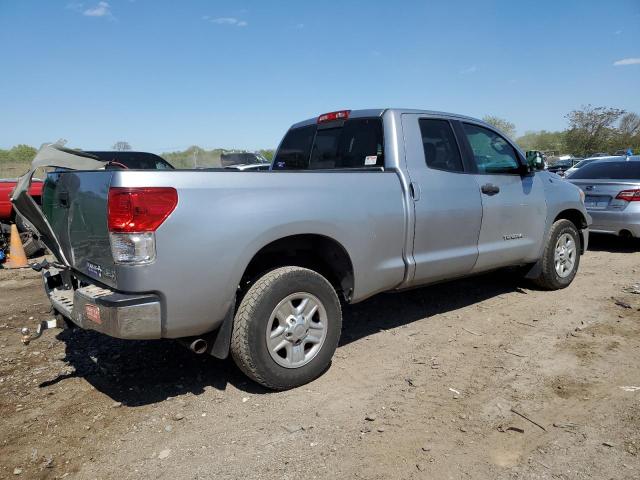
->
[525,151,547,172]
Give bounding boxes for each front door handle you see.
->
[481,183,500,196]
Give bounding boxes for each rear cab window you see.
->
[273,118,384,170]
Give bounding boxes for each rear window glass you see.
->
[272,126,316,170]
[273,118,384,170]
[568,161,640,179]
[574,159,595,168]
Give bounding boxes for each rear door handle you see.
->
[481,183,500,196]
[410,182,421,201]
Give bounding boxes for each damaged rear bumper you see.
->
[43,265,162,340]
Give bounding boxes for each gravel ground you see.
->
[0,234,639,479]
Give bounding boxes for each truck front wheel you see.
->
[230,266,342,390]
[531,219,581,290]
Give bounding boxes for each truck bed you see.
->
[39,168,409,337]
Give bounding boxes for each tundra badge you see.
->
[503,233,524,241]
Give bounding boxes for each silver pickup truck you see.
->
[13,109,590,390]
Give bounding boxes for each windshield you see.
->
[569,161,640,180]
[273,118,384,170]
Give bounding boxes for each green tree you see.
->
[618,112,640,137]
[516,130,566,153]
[564,105,625,156]
[161,146,227,168]
[257,149,275,161]
[482,116,516,139]
[8,144,37,162]
[161,146,275,168]
[615,112,640,153]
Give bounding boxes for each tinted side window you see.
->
[462,123,520,174]
[309,118,384,169]
[569,161,640,179]
[273,125,316,170]
[418,119,464,172]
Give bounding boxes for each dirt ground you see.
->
[1,234,639,480]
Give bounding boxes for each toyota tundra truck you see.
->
[12,109,590,390]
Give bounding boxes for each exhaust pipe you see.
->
[188,338,208,354]
[178,335,214,355]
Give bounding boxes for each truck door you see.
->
[401,114,482,286]
[455,121,547,271]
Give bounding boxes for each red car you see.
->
[0,178,43,222]
[1,179,44,257]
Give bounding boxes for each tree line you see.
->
[0,143,275,170]
[0,144,38,164]
[160,146,275,169]
[484,105,640,157]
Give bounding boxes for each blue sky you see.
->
[1,0,639,152]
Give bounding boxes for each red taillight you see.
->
[108,187,178,232]
[615,189,640,202]
[318,110,351,123]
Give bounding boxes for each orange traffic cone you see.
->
[4,224,28,269]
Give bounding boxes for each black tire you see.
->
[15,214,44,258]
[19,232,41,258]
[230,266,342,390]
[531,219,581,290]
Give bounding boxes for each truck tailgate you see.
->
[42,170,117,286]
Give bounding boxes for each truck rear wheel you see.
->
[230,266,342,390]
[531,219,581,290]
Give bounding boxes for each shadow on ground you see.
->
[587,233,640,253]
[39,270,527,406]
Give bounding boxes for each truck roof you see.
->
[290,108,486,129]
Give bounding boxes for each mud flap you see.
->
[523,261,542,280]
[211,300,235,359]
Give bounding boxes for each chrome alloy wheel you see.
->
[554,233,576,278]
[265,292,328,369]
